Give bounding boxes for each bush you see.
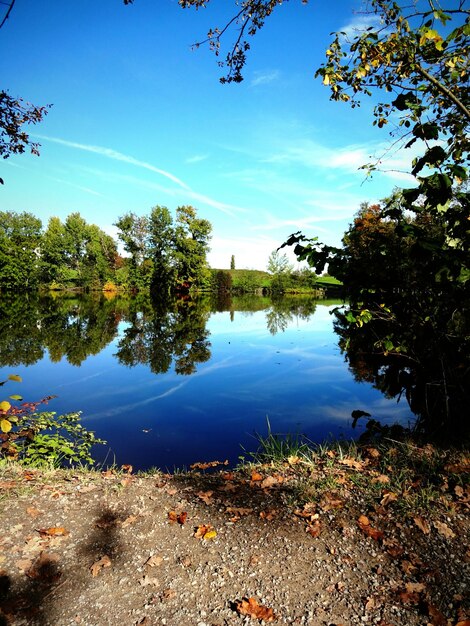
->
[0,376,105,468]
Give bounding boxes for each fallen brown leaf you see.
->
[259,509,277,521]
[339,457,365,470]
[357,515,384,541]
[251,470,263,482]
[261,475,282,489]
[226,506,253,517]
[37,527,69,538]
[196,490,214,505]
[413,516,430,534]
[426,602,448,626]
[433,520,456,539]
[190,459,228,470]
[120,514,139,528]
[101,470,115,479]
[90,555,111,577]
[121,464,133,474]
[194,524,217,540]
[168,511,187,525]
[380,491,398,507]
[145,555,163,568]
[234,596,276,622]
[161,588,176,601]
[306,520,321,538]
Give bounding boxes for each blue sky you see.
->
[1,0,413,269]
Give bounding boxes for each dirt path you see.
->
[0,460,469,626]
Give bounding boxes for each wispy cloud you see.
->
[36,134,191,190]
[186,154,209,164]
[35,135,247,217]
[250,70,280,87]
[48,175,104,197]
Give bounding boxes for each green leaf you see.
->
[9,395,23,401]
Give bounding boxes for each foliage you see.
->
[230,254,235,270]
[283,198,469,439]
[212,269,233,291]
[0,376,105,467]
[0,90,50,181]
[115,205,212,294]
[0,211,43,290]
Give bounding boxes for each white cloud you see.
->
[338,14,382,40]
[36,135,191,189]
[186,154,209,164]
[35,135,247,217]
[250,70,281,87]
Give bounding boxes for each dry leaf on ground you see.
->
[413,516,430,534]
[194,524,217,540]
[145,555,163,568]
[168,511,187,525]
[196,490,214,505]
[90,555,111,577]
[234,596,276,622]
[357,515,384,541]
[37,527,69,537]
[433,520,456,539]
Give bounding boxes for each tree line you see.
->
[0,205,212,294]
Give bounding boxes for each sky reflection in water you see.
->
[0,298,415,471]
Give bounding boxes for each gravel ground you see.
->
[0,464,468,626]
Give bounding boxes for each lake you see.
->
[0,293,415,470]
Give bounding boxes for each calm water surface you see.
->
[0,294,414,470]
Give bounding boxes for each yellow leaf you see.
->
[323,74,330,86]
[203,529,217,540]
[8,375,22,383]
[1,419,12,433]
[0,401,11,412]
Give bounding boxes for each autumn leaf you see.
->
[101,470,116,479]
[8,374,22,383]
[190,459,228,470]
[306,520,321,538]
[261,475,281,489]
[357,515,384,541]
[196,490,214,505]
[380,491,398,507]
[320,492,344,511]
[145,555,163,568]
[120,514,139,528]
[433,520,456,539]
[168,511,187,525]
[0,401,11,412]
[339,457,366,470]
[234,596,276,622]
[413,516,431,534]
[426,602,448,626]
[259,509,278,521]
[194,524,217,540]
[226,506,253,519]
[251,470,263,482]
[90,555,112,577]
[37,527,69,537]
[121,464,133,474]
